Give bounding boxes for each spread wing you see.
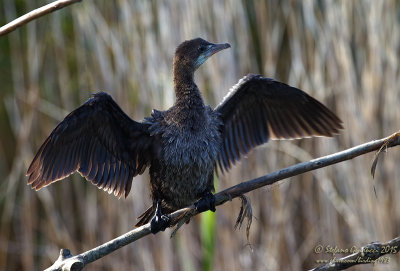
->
[215,74,343,172]
[27,92,154,198]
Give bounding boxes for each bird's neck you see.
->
[173,65,205,110]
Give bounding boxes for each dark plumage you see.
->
[27,38,343,231]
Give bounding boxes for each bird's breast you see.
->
[161,118,221,167]
[147,108,223,209]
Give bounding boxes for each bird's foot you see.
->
[150,200,170,234]
[195,192,216,213]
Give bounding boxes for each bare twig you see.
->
[45,225,152,271]
[45,131,400,271]
[210,131,400,210]
[310,237,400,271]
[0,0,81,37]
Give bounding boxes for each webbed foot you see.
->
[150,199,170,234]
[194,191,216,213]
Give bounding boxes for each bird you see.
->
[27,38,343,233]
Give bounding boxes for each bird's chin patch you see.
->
[194,56,208,69]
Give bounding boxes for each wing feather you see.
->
[27,92,154,198]
[215,74,343,172]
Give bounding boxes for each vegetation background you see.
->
[1,0,400,270]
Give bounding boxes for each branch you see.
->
[45,131,400,270]
[44,225,152,271]
[310,237,400,270]
[0,0,81,37]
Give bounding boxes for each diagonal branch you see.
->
[45,131,400,271]
[0,0,82,37]
[214,131,400,206]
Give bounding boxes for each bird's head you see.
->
[174,38,231,72]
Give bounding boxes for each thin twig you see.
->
[0,0,82,37]
[45,131,400,271]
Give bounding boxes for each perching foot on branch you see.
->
[195,191,216,213]
[150,200,170,234]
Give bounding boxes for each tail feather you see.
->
[135,206,155,227]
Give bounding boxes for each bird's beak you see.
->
[195,42,231,68]
[205,42,231,58]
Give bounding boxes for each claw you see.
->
[150,199,170,234]
[195,191,216,213]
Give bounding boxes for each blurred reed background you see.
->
[1,0,400,270]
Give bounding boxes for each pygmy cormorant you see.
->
[27,38,343,233]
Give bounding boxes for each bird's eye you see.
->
[198,45,207,52]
